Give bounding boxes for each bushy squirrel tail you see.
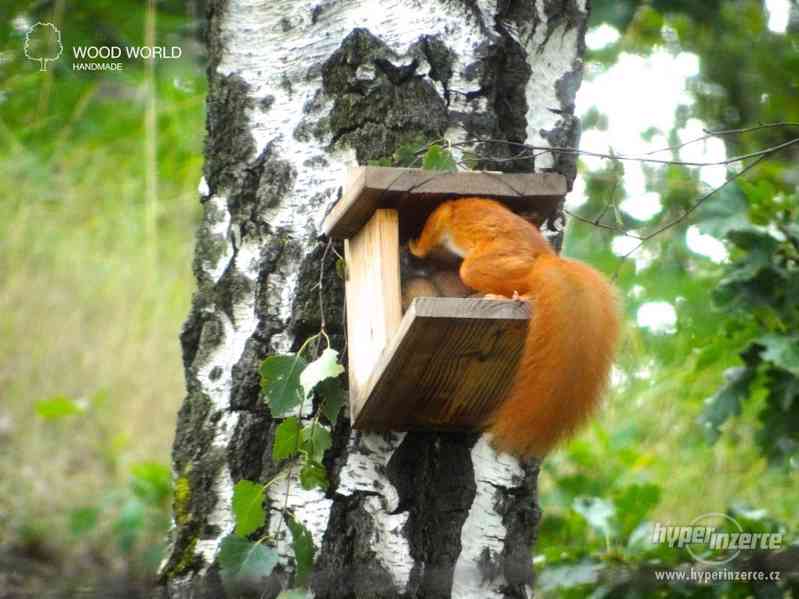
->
[486,254,621,457]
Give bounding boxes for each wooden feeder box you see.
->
[323,166,567,431]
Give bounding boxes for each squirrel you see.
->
[409,197,621,458]
[400,249,473,311]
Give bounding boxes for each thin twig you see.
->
[407,124,793,277]
[611,154,769,279]
[593,172,621,226]
[564,208,642,239]
[444,136,799,168]
[639,154,768,242]
[318,238,332,333]
[644,122,799,155]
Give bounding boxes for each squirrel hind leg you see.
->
[459,249,525,297]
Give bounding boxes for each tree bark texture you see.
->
[159,1,589,598]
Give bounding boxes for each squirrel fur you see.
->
[409,197,621,457]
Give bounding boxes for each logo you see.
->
[651,512,784,565]
[21,21,183,73]
[24,22,63,71]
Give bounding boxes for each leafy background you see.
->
[0,0,796,597]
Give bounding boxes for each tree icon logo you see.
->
[24,22,64,72]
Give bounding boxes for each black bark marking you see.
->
[204,73,257,195]
[387,432,479,599]
[453,2,534,172]
[290,239,346,343]
[160,384,227,580]
[500,460,541,596]
[311,496,400,599]
[162,0,305,587]
[321,28,449,163]
[163,0,589,594]
[227,411,273,482]
[415,35,455,105]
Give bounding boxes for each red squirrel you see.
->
[409,197,621,457]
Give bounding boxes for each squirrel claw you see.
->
[483,291,525,302]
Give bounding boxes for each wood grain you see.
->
[352,297,531,432]
[344,209,403,419]
[323,166,566,240]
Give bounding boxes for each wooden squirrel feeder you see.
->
[323,166,567,431]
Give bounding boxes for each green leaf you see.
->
[301,422,332,462]
[784,222,799,246]
[421,144,457,172]
[572,496,616,538]
[299,460,328,491]
[696,183,753,239]
[758,333,799,377]
[536,560,601,592]
[611,483,661,538]
[89,388,110,408]
[755,367,799,463]
[218,535,279,583]
[113,497,145,554]
[700,366,755,442]
[728,504,782,534]
[739,178,778,224]
[35,395,82,420]
[613,202,625,227]
[726,228,780,254]
[69,506,100,536]
[286,515,315,586]
[626,522,655,552]
[317,377,346,424]
[232,480,265,538]
[335,258,346,280]
[277,591,310,599]
[300,348,344,400]
[461,149,479,170]
[273,417,301,461]
[130,461,172,505]
[261,354,308,417]
[627,5,664,48]
[394,141,421,167]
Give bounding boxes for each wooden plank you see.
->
[352,297,530,432]
[344,209,403,420]
[323,166,567,239]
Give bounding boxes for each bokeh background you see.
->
[1,1,796,596]
[1,1,206,592]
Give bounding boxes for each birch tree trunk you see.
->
[159,1,589,597]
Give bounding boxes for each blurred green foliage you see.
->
[543,0,798,596]
[697,185,799,464]
[0,0,205,591]
[69,459,172,568]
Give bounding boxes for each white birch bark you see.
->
[161,1,588,597]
